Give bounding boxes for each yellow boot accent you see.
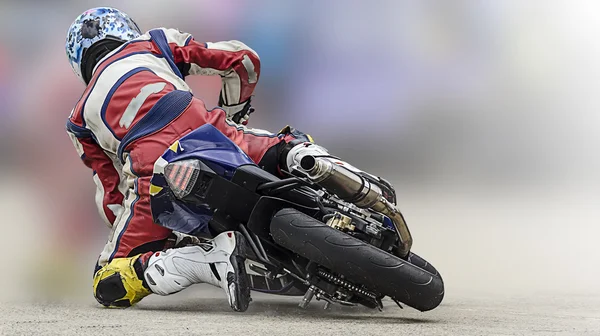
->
[93,254,151,308]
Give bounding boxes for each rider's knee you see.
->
[93,254,151,308]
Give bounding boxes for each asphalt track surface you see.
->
[2,187,598,335]
[1,286,599,336]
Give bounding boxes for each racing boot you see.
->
[143,231,251,312]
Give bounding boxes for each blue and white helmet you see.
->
[66,7,142,83]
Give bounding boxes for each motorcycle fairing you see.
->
[149,124,256,235]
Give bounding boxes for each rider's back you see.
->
[70,28,196,155]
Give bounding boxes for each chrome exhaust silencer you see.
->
[299,156,413,257]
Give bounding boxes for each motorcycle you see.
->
[148,124,444,311]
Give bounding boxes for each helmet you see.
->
[66,7,142,84]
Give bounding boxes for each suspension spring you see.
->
[317,269,376,300]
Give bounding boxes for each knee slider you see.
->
[94,272,131,307]
[93,255,151,308]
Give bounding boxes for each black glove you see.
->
[218,94,254,124]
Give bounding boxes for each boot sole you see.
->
[228,232,252,312]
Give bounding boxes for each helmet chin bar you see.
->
[80,37,124,84]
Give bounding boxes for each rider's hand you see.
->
[219,93,254,125]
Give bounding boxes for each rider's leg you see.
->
[144,231,251,311]
[93,231,251,311]
[93,98,251,310]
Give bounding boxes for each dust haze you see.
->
[2,0,600,304]
[0,2,599,335]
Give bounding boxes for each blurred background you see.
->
[0,0,599,302]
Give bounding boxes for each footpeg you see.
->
[299,285,316,309]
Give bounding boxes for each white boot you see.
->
[144,231,251,312]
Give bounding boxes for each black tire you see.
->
[407,252,440,277]
[270,208,444,311]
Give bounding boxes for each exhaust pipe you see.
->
[300,156,413,257]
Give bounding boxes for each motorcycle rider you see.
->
[65,7,329,311]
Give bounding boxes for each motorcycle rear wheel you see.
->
[270,208,444,311]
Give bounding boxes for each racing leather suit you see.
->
[66,28,310,307]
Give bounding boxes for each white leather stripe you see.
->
[207,40,259,58]
[83,53,190,154]
[221,71,241,105]
[120,82,167,129]
[224,118,274,136]
[242,55,257,84]
[161,27,192,47]
[98,156,138,266]
[92,173,112,228]
[107,204,125,221]
[67,132,85,157]
[106,151,128,197]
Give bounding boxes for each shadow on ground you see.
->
[134,295,439,324]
